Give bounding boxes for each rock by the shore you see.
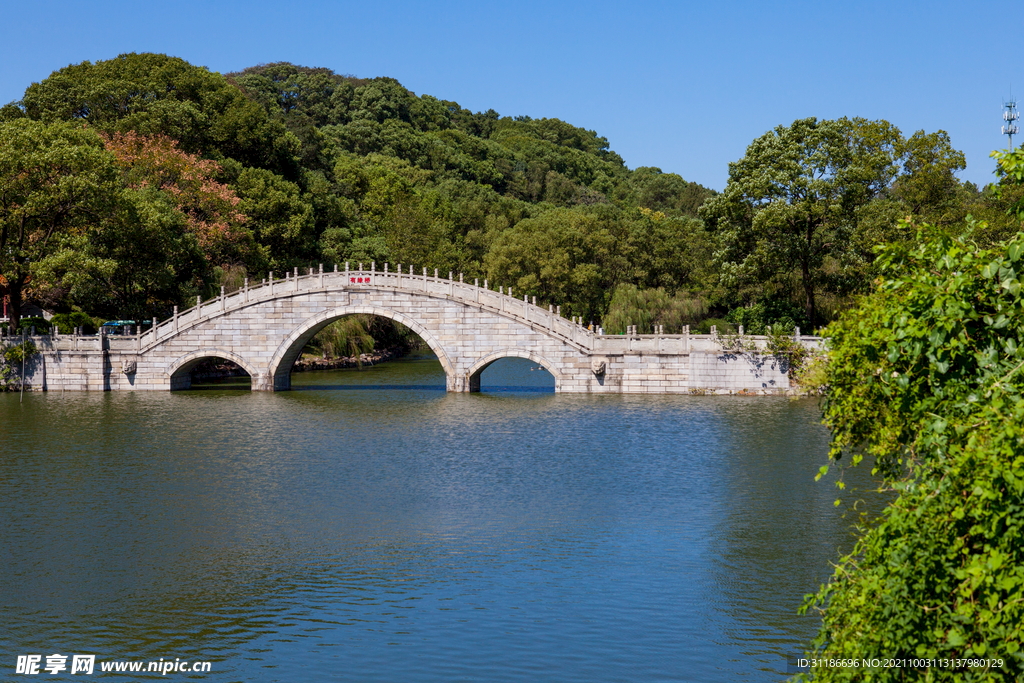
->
[189,347,409,380]
[290,347,407,372]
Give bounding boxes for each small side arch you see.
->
[166,349,259,390]
[465,349,562,392]
[267,306,457,391]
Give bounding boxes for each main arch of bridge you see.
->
[268,305,459,391]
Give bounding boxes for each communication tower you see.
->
[1003,98,1020,149]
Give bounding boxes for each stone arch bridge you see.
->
[15,265,819,394]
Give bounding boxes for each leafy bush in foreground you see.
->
[800,222,1024,681]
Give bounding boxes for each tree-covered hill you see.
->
[0,53,717,327]
[1,52,1014,335]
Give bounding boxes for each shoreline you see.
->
[190,346,412,381]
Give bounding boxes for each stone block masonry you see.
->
[10,267,821,394]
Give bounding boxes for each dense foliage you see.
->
[801,223,1024,680]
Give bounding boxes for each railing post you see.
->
[319,263,324,288]
[269,271,274,296]
[197,295,202,318]
[220,285,225,311]
[173,305,178,332]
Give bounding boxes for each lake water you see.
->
[0,353,883,681]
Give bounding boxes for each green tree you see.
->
[20,53,300,178]
[35,187,208,320]
[234,168,315,269]
[484,207,623,320]
[0,119,120,329]
[700,117,907,325]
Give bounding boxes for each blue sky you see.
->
[1,0,1013,190]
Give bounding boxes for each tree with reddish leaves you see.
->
[101,131,259,268]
